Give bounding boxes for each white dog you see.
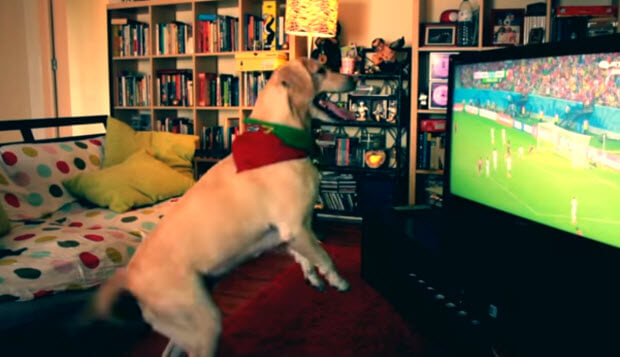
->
[95,58,355,357]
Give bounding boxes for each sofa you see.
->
[0,115,198,332]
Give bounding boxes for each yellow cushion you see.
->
[103,117,152,168]
[0,203,10,236]
[103,117,199,177]
[151,131,198,178]
[63,150,194,213]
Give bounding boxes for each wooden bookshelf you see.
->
[106,0,306,150]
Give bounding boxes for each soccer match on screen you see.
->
[450,52,620,248]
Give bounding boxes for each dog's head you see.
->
[252,58,356,130]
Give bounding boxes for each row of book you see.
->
[242,72,269,106]
[111,19,149,57]
[156,117,194,134]
[156,70,193,106]
[317,173,358,212]
[417,119,446,170]
[199,125,226,156]
[196,14,239,53]
[197,73,239,107]
[117,72,151,107]
[155,21,193,55]
[244,3,289,51]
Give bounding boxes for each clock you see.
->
[429,81,449,109]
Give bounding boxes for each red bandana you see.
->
[232,130,309,172]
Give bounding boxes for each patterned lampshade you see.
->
[285,0,338,38]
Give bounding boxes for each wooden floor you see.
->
[129,221,362,355]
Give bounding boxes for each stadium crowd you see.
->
[457,54,620,108]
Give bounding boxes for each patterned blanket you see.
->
[0,198,179,302]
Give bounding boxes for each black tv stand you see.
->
[361,205,494,356]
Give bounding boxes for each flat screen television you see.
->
[444,34,620,356]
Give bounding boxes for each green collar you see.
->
[244,117,314,152]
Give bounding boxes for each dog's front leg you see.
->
[287,228,350,292]
[289,249,326,291]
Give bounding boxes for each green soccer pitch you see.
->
[450,111,620,248]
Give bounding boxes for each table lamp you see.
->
[285,0,339,58]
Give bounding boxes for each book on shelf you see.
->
[156,69,193,106]
[117,72,151,107]
[197,73,239,107]
[157,117,193,134]
[156,21,193,55]
[110,18,149,57]
[196,14,239,53]
[200,125,226,157]
[227,117,240,150]
[242,72,269,106]
[417,132,445,170]
[243,2,288,51]
[262,1,277,50]
[555,5,617,17]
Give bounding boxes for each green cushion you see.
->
[63,150,194,213]
[103,117,198,178]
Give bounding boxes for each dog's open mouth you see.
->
[312,94,357,122]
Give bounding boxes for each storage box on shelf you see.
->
[409,0,620,204]
[312,69,410,221]
[107,0,306,166]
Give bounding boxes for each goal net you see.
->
[537,122,592,168]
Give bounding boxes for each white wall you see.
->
[338,0,413,48]
[0,0,54,121]
[0,0,109,140]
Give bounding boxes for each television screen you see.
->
[448,50,620,248]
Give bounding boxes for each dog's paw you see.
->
[307,279,326,292]
[334,279,350,293]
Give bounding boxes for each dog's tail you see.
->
[92,267,128,318]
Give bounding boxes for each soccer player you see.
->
[501,128,506,145]
[490,128,495,145]
[518,146,524,158]
[493,148,498,170]
[571,196,578,226]
[505,152,512,178]
[478,157,483,176]
[485,157,490,177]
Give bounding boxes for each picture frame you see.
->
[423,23,457,46]
[429,81,449,110]
[429,52,458,80]
[491,9,525,46]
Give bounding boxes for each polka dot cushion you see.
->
[0,196,179,301]
[0,137,105,220]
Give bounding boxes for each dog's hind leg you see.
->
[137,276,221,357]
[289,249,326,291]
[287,228,350,292]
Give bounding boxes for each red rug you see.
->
[216,243,436,357]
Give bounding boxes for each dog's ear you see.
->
[276,60,315,127]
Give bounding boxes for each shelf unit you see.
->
[106,0,306,148]
[410,0,620,204]
[312,72,410,221]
